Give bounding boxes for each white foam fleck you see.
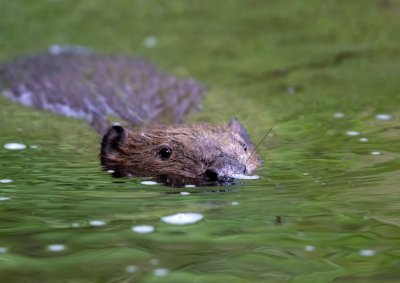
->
[4,143,26,150]
[184,184,196,188]
[0,179,13,183]
[371,151,381,155]
[375,114,392,121]
[131,225,155,234]
[0,247,8,254]
[232,174,260,180]
[153,268,169,277]
[0,197,10,201]
[141,181,158,185]
[126,265,138,273]
[302,173,310,176]
[359,137,369,142]
[304,245,315,252]
[47,244,66,252]
[89,220,106,226]
[143,36,158,48]
[346,131,360,136]
[231,201,240,206]
[29,145,38,149]
[333,112,345,118]
[107,170,115,174]
[359,249,376,257]
[180,192,191,196]
[161,212,203,225]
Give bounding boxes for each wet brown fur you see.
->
[101,119,262,186]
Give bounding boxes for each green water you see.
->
[1,1,400,282]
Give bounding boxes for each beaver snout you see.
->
[204,158,247,184]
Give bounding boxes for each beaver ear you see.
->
[100,125,129,177]
[229,117,251,143]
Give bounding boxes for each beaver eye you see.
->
[158,146,172,160]
[243,144,248,152]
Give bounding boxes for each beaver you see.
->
[101,119,262,186]
[1,47,262,186]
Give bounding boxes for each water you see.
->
[1,1,400,282]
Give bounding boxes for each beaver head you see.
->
[100,118,262,186]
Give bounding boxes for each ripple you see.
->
[4,143,26,150]
[131,225,155,234]
[161,212,203,225]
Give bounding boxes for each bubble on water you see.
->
[141,181,158,185]
[143,36,158,48]
[126,265,138,273]
[232,174,260,180]
[0,179,13,183]
[161,212,203,225]
[0,197,11,201]
[184,184,196,188]
[4,143,26,150]
[89,220,106,226]
[131,225,155,234]
[47,244,66,252]
[359,249,376,257]
[153,268,169,277]
[371,151,381,155]
[30,145,38,149]
[333,112,345,118]
[0,247,8,254]
[304,245,315,252]
[346,131,360,136]
[375,114,392,121]
[359,137,369,142]
[231,201,240,206]
[180,191,191,196]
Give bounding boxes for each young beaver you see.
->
[101,118,262,186]
[1,47,262,186]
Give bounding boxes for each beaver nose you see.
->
[205,169,219,182]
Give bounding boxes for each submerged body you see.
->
[101,119,262,186]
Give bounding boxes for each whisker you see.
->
[245,123,275,164]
